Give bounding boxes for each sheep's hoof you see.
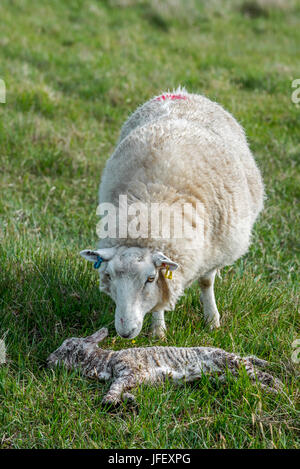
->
[150,328,166,339]
[210,321,220,330]
[150,326,166,339]
[205,317,220,330]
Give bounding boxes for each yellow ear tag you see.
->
[164,266,173,280]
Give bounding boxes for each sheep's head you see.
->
[80,246,178,339]
[47,328,108,368]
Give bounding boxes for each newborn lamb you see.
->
[47,328,283,406]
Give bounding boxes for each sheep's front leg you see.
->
[199,270,220,329]
[150,310,166,338]
[102,374,137,407]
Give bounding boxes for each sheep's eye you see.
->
[105,273,111,281]
[146,276,155,283]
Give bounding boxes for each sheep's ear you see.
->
[80,247,116,263]
[85,328,108,344]
[152,252,179,271]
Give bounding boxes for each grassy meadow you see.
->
[0,0,299,449]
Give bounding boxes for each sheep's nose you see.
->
[117,326,140,339]
[120,327,135,339]
[121,332,131,338]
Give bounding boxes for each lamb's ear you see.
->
[80,247,116,263]
[85,328,108,344]
[152,252,179,271]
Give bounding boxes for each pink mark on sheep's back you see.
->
[155,94,187,102]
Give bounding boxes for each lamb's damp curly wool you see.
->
[47,328,283,406]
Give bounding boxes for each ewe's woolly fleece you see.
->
[98,87,264,310]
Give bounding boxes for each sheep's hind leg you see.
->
[199,270,220,329]
[150,310,166,338]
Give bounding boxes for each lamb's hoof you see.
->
[101,397,121,410]
[122,392,136,404]
[122,393,138,411]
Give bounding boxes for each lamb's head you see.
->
[47,328,108,368]
[80,246,178,339]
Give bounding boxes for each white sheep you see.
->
[81,88,264,339]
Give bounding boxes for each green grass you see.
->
[0,0,299,449]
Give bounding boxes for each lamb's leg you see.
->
[122,392,137,404]
[243,360,283,393]
[245,355,270,368]
[102,374,137,406]
[211,362,282,394]
[251,370,283,394]
[151,310,166,338]
[199,270,220,329]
